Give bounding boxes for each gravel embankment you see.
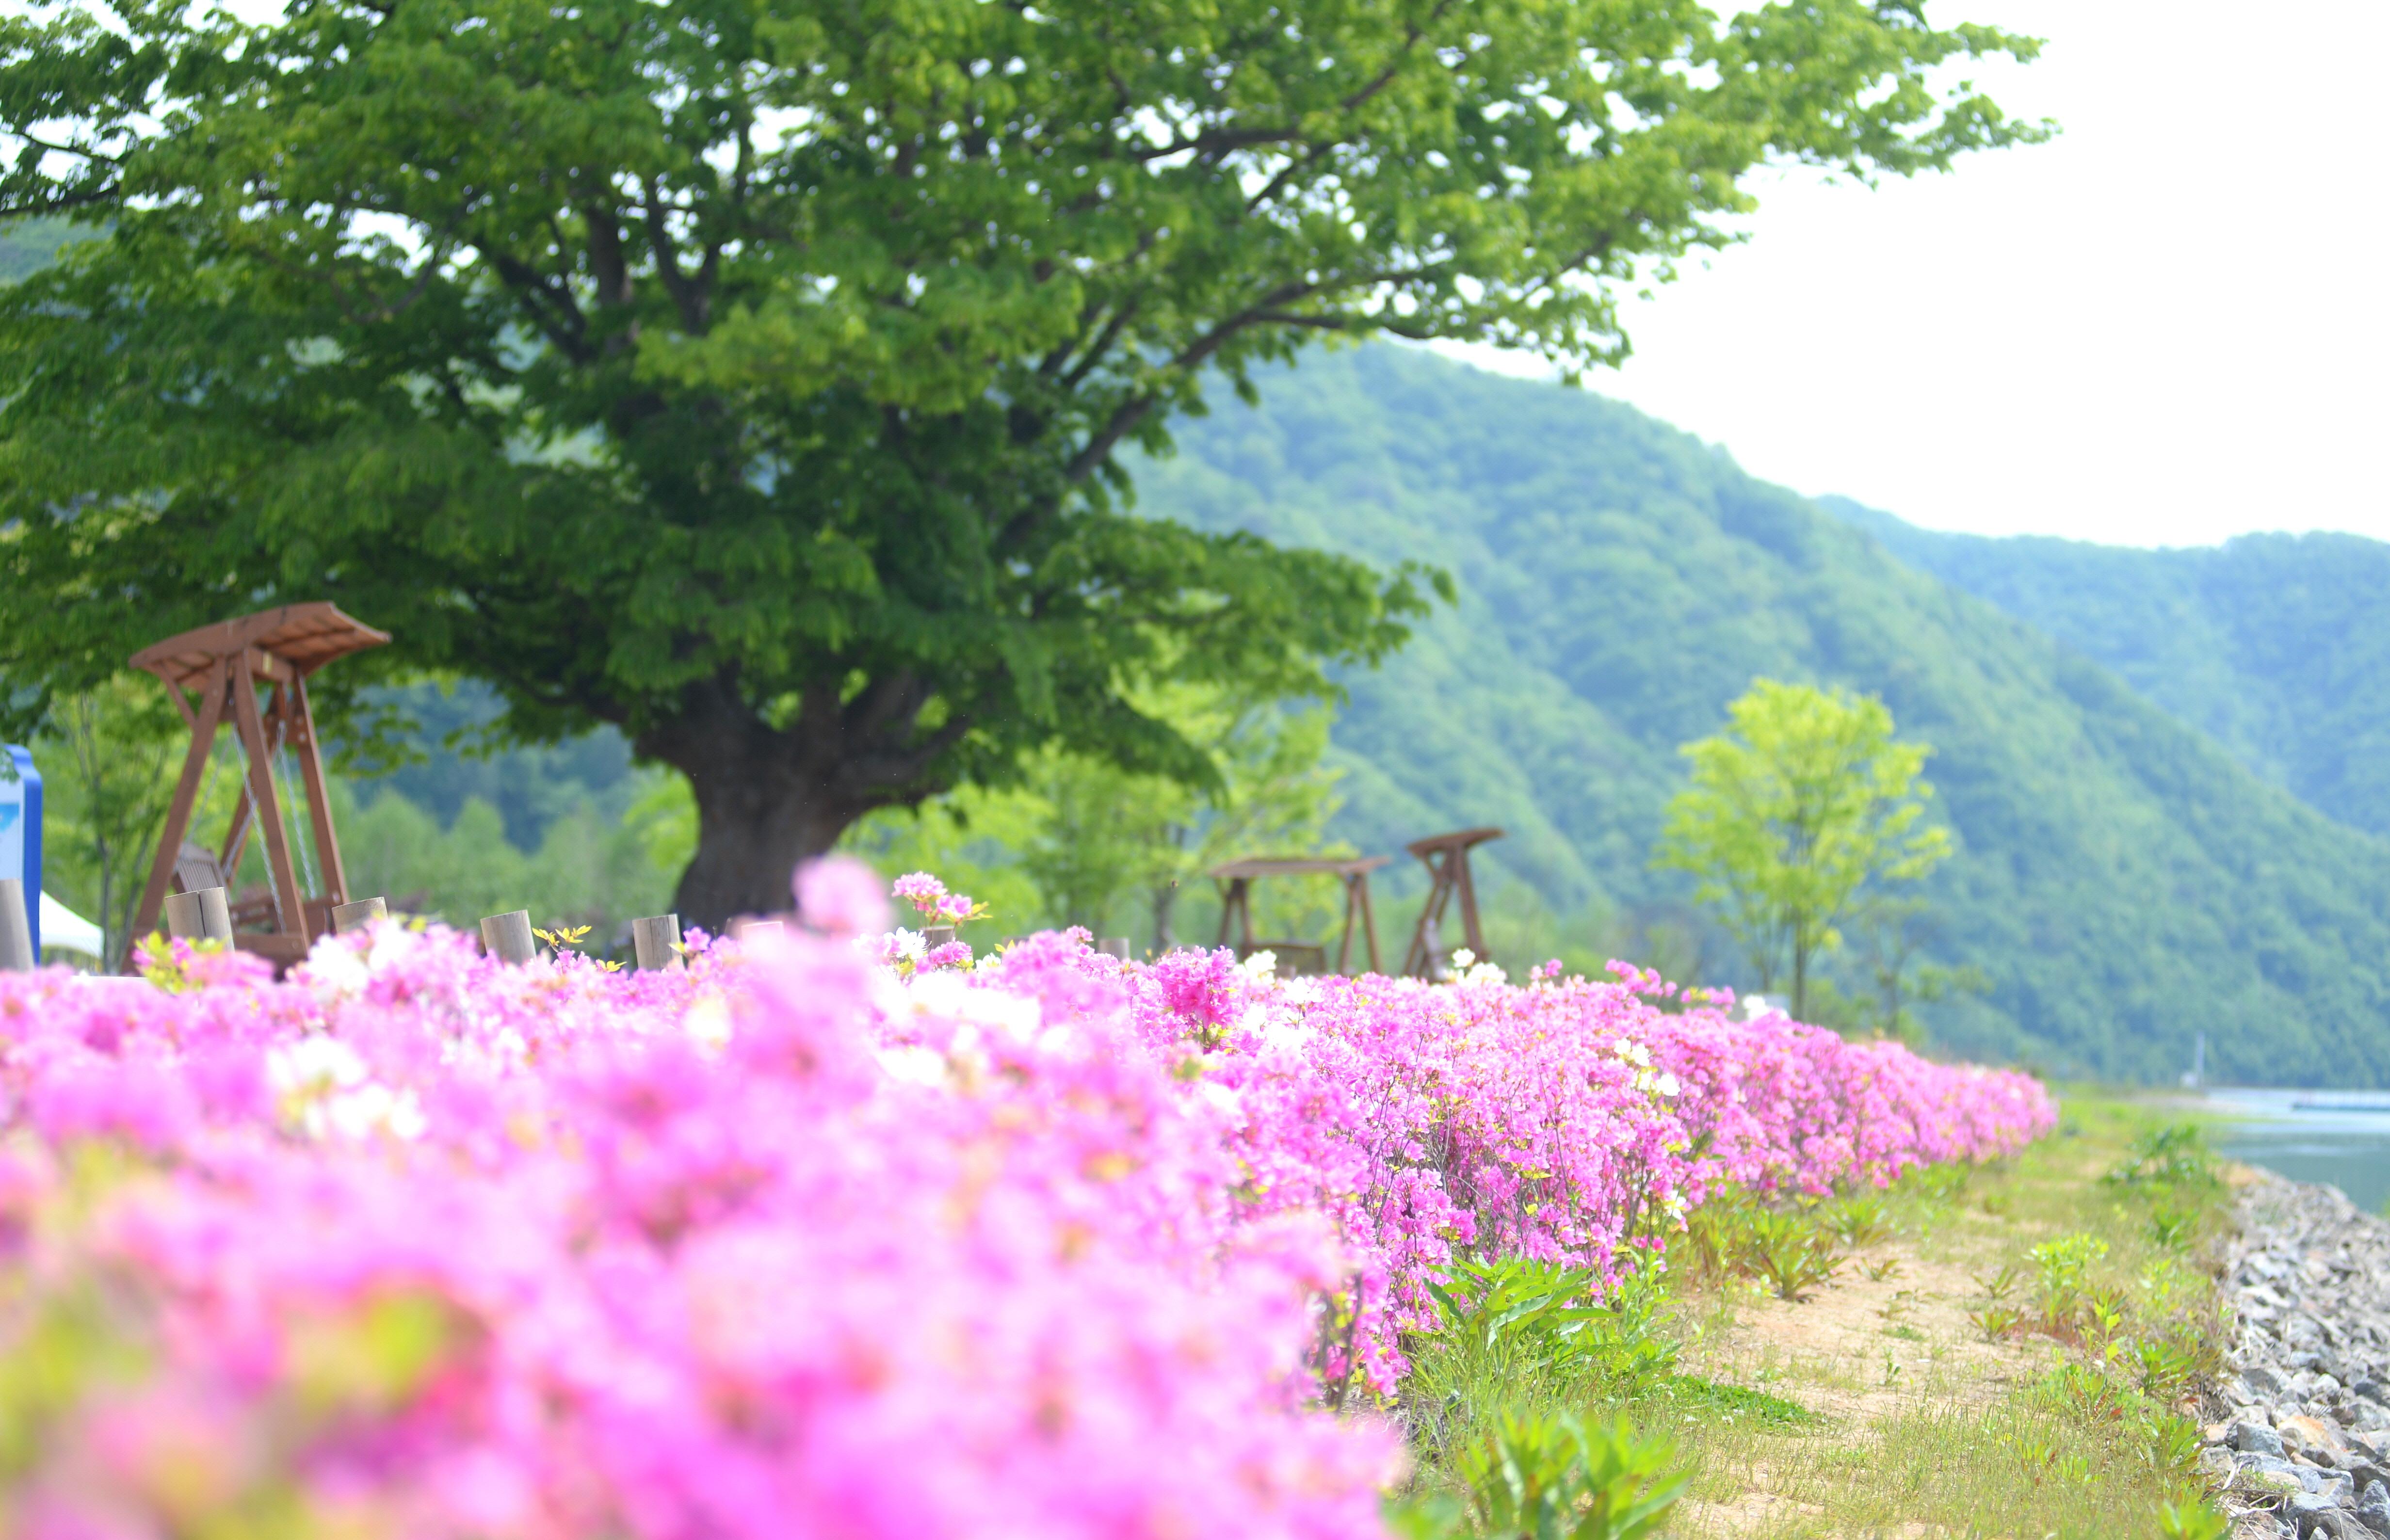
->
[2212,1172,2390,1539]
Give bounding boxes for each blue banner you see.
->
[0,746,42,956]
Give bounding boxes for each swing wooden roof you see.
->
[130,603,390,691]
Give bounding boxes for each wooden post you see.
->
[229,657,307,939]
[480,910,536,964]
[1454,853,1486,960]
[1097,937,1131,960]
[631,914,682,971]
[1354,873,1382,974]
[1213,876,1257,954]
[216,676,291,896]
[164,886,234,943]
[923,925,955,949]
[286,673,349,906]
[132,659,231,941]
[730,918,784,943]
[1399,829,1505,978]
[0,878,32,971]
[331,898,386,933]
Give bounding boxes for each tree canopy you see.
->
[1657,680,1950,1021]
[0,0,2045,922]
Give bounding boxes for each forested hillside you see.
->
[1822,497,2390,843]
[1134,346,2390,1086]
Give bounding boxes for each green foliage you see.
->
[1675,1188,1844,1300]
[2121,1329,2214,1404]
[27,677,208,971]
[1735,1207,1843,1302]
[1453,1413,1686,1540]
[2158,1499,2234,1540]
[1820,1192,1894,1250]
[339,784,675,944]
[1833,895,1990,1043]
[0,0,2040,926]
[2101,1124,2220,1192]
[2025,1232,2108,1338]
[1136,344,2390,1084]
[1639,1374,1808,1428]
[1008,691,1348,946]
[1657,679,1951,1021]
[356,682,647,851]
[1423,1258,1678,1396]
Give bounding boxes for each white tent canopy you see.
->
[39,891,103,958]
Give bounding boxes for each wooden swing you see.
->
[128,603,390,968]
[1399,826,1504,978]
[1209,855,1388,976]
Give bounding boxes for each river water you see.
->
[2202,1088,2390,1216]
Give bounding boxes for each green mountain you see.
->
[1818,497,2390,844]
[1133,345,2390,1086]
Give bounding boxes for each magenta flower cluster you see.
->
[1061,945,2054,1391]
[0,865,2051,1537]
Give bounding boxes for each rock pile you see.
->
[2213,1172,2390,1539]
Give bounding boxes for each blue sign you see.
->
[0,746,40,955]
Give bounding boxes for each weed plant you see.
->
[1678,1190,1850,1299]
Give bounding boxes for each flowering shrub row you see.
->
[0,864,2051,1538]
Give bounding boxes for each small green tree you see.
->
[34,679,227,971]
[1656,679,1951,1021]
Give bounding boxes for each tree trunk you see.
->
[1152,879,1178,951]
[670,755,859,930]
[640,682,891,930]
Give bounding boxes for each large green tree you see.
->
[0,0,2043,924]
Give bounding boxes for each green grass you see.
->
[1388,1092,2240,1538]
[1643,1376,1810,1428]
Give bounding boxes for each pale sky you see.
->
[1437,0,2390,549]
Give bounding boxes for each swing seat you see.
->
[1238,940,1329,977]
[171,842,277,930]
[1209,856,1389,977]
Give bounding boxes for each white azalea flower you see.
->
[683,995,734,1053]
[266,1035,370,1096]
[875,1044,950,1086]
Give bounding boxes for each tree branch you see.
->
[0,181,122,216]
[583,203,633,307]
[1128,124,1303,163]
[1059,301,1139,391]
[642,181,710,333]
[486,249,593,363]
[11,131,125,166]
